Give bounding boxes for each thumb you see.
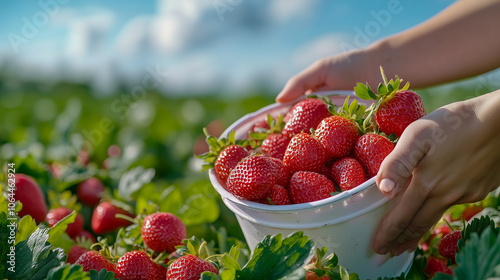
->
[276,60,329,103]
[376,129,428,198]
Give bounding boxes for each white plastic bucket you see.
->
[209,91,413,279]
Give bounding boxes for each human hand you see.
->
[372,90,500,256]
[275,50,374,103]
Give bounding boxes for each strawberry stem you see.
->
[380,66,388,85]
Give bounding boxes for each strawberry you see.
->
[315,116,359,158]
[91,201,135,235]
[77,177,105,206]
[261,133,290,160]
[250,118,270,133]
[283,133,328,174]
[354,67,425,137]
[306,271,330,280]
[267,157,291,187]
[46,207,84,239]
[214,145,249,183]
[141,212,187,253]
[354,133,394,178]
[226,155,277,201]
[462,204,483,221]
[376,89,426,137]
[115,251,155,280]
[424,256,453,279]
[167,254,218,280]
[282,98,330,137]
[153,261,168,280]
[75,251,115,272]
[262,185,292,205]
[13,174,47,223]
[198,130,249,182]
[289,171,335,204]
[66,245,88,264]
[331,157,365,191]
[438,230,461,264]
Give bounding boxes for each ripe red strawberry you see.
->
[354,67,425,137]
[91,201,135,235]
[167,254,218,280]
[424,256,453,279]
[75,251,115,272]
[214,145,249,183]
[438,230,462,264]
[289,171,335,204]
[354,133,394,178]
[14,174,47,223]
[227,155,277,201]
[315,116,359,158]
[115,251,155,280]
[153,261,168,280]
[250,118,270,133]
[462,204,483,221]
[283,133,328,174]
[331,157,365,191]
[267,157,291,187]
[282,98,330,137]
[141,212,187,253]
[376,89,426,137]
[262,185,292,205]
[261,133,290,160]
[66,245,88,264]
[306,271,330,280]
[46,207,84,239]
[77,177,105,206]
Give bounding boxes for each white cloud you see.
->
[270,0,320,22]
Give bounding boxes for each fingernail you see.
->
[379,179,395,195]
[276,91,285,102]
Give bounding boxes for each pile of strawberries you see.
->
[202,68,426,205]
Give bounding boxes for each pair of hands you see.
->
[276,55,500,255]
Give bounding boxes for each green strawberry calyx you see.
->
[198,130,249,171]
[248,113,286,147]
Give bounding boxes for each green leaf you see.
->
[237,232,314,280]
[0,212,10,278]
[458,215,498,250]
[377,83,388,96]
[201,271,223,280]
[354,83,373,100]
[4,228,65,280]
[45,264,90,280]
[15,215,38,245]
[47,210,77,252]
[249,132,268,141]
[88,269,118,280]
[452,227,500,279]
[118,166,155,200]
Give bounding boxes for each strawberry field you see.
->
[1,77,499,280]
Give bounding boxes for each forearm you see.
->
[365,0,500,88]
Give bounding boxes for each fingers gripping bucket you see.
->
[209,91,413,279]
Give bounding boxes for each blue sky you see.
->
[0,0,456,95]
